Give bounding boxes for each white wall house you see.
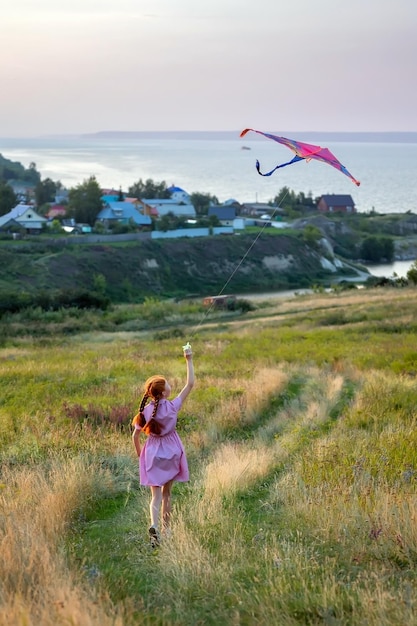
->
[167,185,191,203]
[0,205,47,232]
[145,199,196,218]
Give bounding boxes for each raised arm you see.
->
[178,347,195,403]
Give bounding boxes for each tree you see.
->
[0,182,17,216]
[157,212,188,232]
[359,236,394,263]
[128,178,170,199]
[407,260,417,285]
[49,219,63,234]
[0,154,41,185]
[67,176,103,226]
[190,192,219,216]
[25,162,41,185]
[35,177,57,207]
[271,187,315,216]
[381,237,395,262]
[272,186,296,210]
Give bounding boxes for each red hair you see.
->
[132,375,166,435]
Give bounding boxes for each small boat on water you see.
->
[241,146,251,150]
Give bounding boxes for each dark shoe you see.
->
[148,526,159,548]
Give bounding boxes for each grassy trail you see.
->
[68,365,417,625]
[1,288,417,625]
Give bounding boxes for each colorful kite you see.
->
[240,128,360,186]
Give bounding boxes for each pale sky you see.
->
[1,0,416,137]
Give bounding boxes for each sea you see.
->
[1,131,417,215]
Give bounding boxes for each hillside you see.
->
[0,233,366,302]
[1,288,417,625]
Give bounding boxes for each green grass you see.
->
[1,287,417,625]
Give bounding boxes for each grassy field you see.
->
[1,287,417,625]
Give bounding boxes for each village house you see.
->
[138,185,196,218]
[0,215,20,233]
[317,194,356,213]
[240,201,283,217]
[138,198,196,219]
[96,201,152,228]
[208,205,236,226]
[99,185,197,221]
[135,200,159,218]
[45,204,67,220]
[0,204,47,233]
[166,185,191,203]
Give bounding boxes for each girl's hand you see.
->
[182,342,192,357]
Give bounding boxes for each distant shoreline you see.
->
[2,130,414,144]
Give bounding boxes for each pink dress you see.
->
[136,395,189,487]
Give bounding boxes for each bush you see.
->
[360,236,394,263]
[0,288,110,317]
[55,289,110,310]
[227,298,255,313]
[407,261,417,285]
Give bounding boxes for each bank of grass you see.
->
[1,287,417,625]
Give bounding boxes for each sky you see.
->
[1,0,416,137]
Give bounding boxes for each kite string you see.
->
[187,188,291,339]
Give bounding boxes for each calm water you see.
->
[240,260,415,301]
[1,135,417,214]
[364,260,415,278]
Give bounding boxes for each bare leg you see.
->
[162,480,174,531]
[149,486,162,529]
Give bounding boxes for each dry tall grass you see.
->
[0,457,127,626]
[137,362,417,625]
[2,289,417,625]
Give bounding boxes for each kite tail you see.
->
[255,155,304,177]
[255,160,282,177]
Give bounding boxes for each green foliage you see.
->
[153,327,186,341]
[360,235,395,262]
[301,224,322,249]
[128,178,171,199]
[407,260,417,285]
[35,177,57,206]
[67,176,103,226]
[333,232,361,259]
[92,273,107,295]
[190,191,219,216]
[2,289,417,624]
[0,153,41,185]
[0,287,110,317]
[272,186,315,215]
[107,219,137,234]
[226,298,255,313]
[0,182,18,216]
[157,211,188,231]
[0,290,33,315]
[49,219,63,233]
[139,296,174,321]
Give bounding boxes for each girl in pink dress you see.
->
[132,344,195,547]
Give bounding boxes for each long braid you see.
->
[144,397,161,435]
[132,376,164,435]
[131,393,149,428]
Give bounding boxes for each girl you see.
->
[132,344,195,547]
